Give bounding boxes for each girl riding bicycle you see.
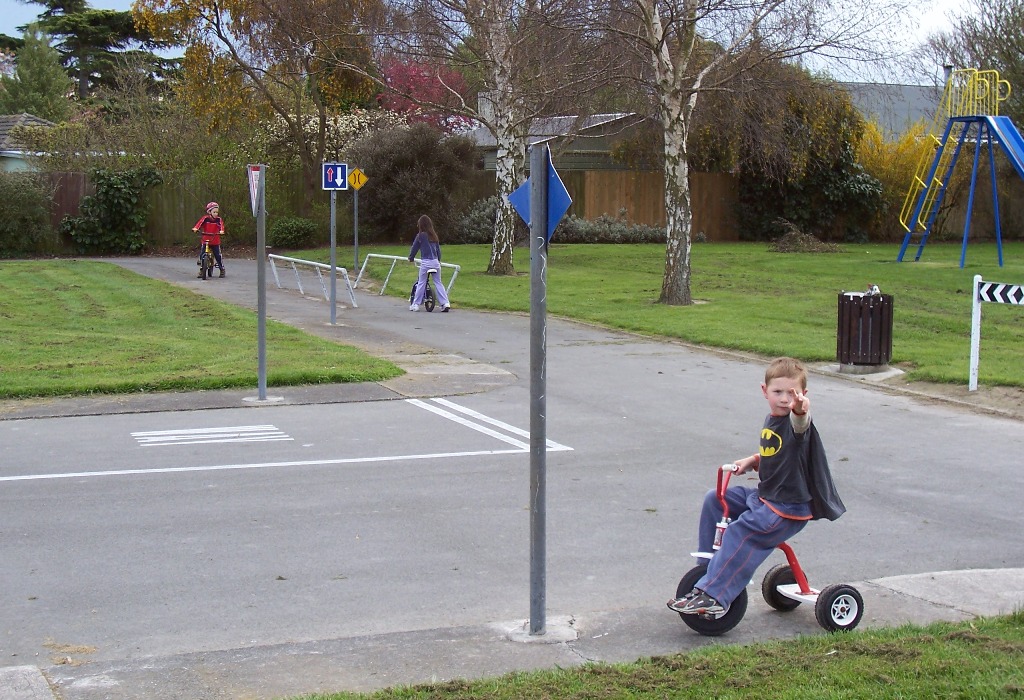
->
[408,214,450,312]
[193,202,226,278]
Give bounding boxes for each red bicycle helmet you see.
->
[206,201,219,212]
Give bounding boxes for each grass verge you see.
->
[335,241,1024,387]
[0,260,402,399]
[294,612,1024,699]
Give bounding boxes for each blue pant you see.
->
[695,486,808,607]
[198,242,224,270]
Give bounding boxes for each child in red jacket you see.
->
[193,201,226,278]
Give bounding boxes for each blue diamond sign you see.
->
[508,147,572,242]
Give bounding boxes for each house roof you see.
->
[0,113,55,152]
[465,113,637,149]
[840,82,941,139]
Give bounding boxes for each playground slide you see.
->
[984,116,1024,181]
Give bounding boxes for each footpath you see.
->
[1,256,1022,700]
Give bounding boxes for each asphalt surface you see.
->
[1,255,1023,700]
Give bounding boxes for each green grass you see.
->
[0,260,402,399]
[328,241,1024,387]
[295,612,1024,699]
[4,241,1023,397]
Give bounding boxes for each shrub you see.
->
[60,167,162,254]
[0,171,54,257]
[452,196,512,244]
[554,210,666,244]
[453,199,666,245]
[268,216,320,249]
[856,120,947,242]
[347,123,480,243]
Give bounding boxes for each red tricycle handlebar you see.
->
[717,464,738,518]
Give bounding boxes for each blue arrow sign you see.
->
[508,148,572,241]
[322,163,349,190]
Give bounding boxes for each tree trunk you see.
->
[487,52,522,276]
[659,114,693,305]
[489,127,522,275]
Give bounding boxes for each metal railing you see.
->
[354,254,460,297]
[267,254,358,308]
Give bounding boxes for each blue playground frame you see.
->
[897,69,1021,267]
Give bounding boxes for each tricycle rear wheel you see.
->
[762,564,801,611]
[815,583,864,632]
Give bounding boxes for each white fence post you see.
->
[969,275,1024,391]
[969,274,982,391]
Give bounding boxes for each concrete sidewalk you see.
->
[2,256,1022,699]
[4,568,1022,700]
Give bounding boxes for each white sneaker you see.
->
[409,304,419,311]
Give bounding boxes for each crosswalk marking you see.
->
[131,425,292,447]
[0,401,570,482]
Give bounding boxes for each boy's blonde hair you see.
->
[764,357,807,389]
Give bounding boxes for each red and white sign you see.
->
[248,164,264,217]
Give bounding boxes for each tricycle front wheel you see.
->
[674,564,747,637]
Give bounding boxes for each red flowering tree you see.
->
[379,59,475,133]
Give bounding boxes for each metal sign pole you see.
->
[528,144,548,636]
[256,165,267,401]
[353,188,360,270]
[330,190,337,325]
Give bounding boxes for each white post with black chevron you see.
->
[969,274,1024,390]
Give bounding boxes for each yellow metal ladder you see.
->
[897,69,1011,261]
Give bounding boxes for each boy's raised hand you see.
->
[789,387,809,415]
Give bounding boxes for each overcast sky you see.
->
[1,0,966,82]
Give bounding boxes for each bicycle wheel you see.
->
[424,278,436,312]
[200,253,209,279]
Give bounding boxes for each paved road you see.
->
[1,255,1022,700]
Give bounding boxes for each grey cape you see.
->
[804,423,846,521]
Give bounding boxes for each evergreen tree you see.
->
[26,0,178,100]
[0,25,73,122]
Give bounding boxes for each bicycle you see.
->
[409,269,437,312]
[198,238,216,280]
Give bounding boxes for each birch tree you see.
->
[321,0,618,274]
[601,0,911,304]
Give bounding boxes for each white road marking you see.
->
[132,425,292,446]
[406,399,530,449]
[0,449,526,482]
[0,400,572,483]
[426,397,573,451]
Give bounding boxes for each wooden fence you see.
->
[46,169,746,246]
[556,170,738,240]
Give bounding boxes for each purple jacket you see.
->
[408,232,441,262]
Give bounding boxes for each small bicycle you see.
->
[198,238,215,280]
[409,269,437,312]
[672,464,864,636]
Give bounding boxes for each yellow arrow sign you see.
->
[348,168,368,190]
